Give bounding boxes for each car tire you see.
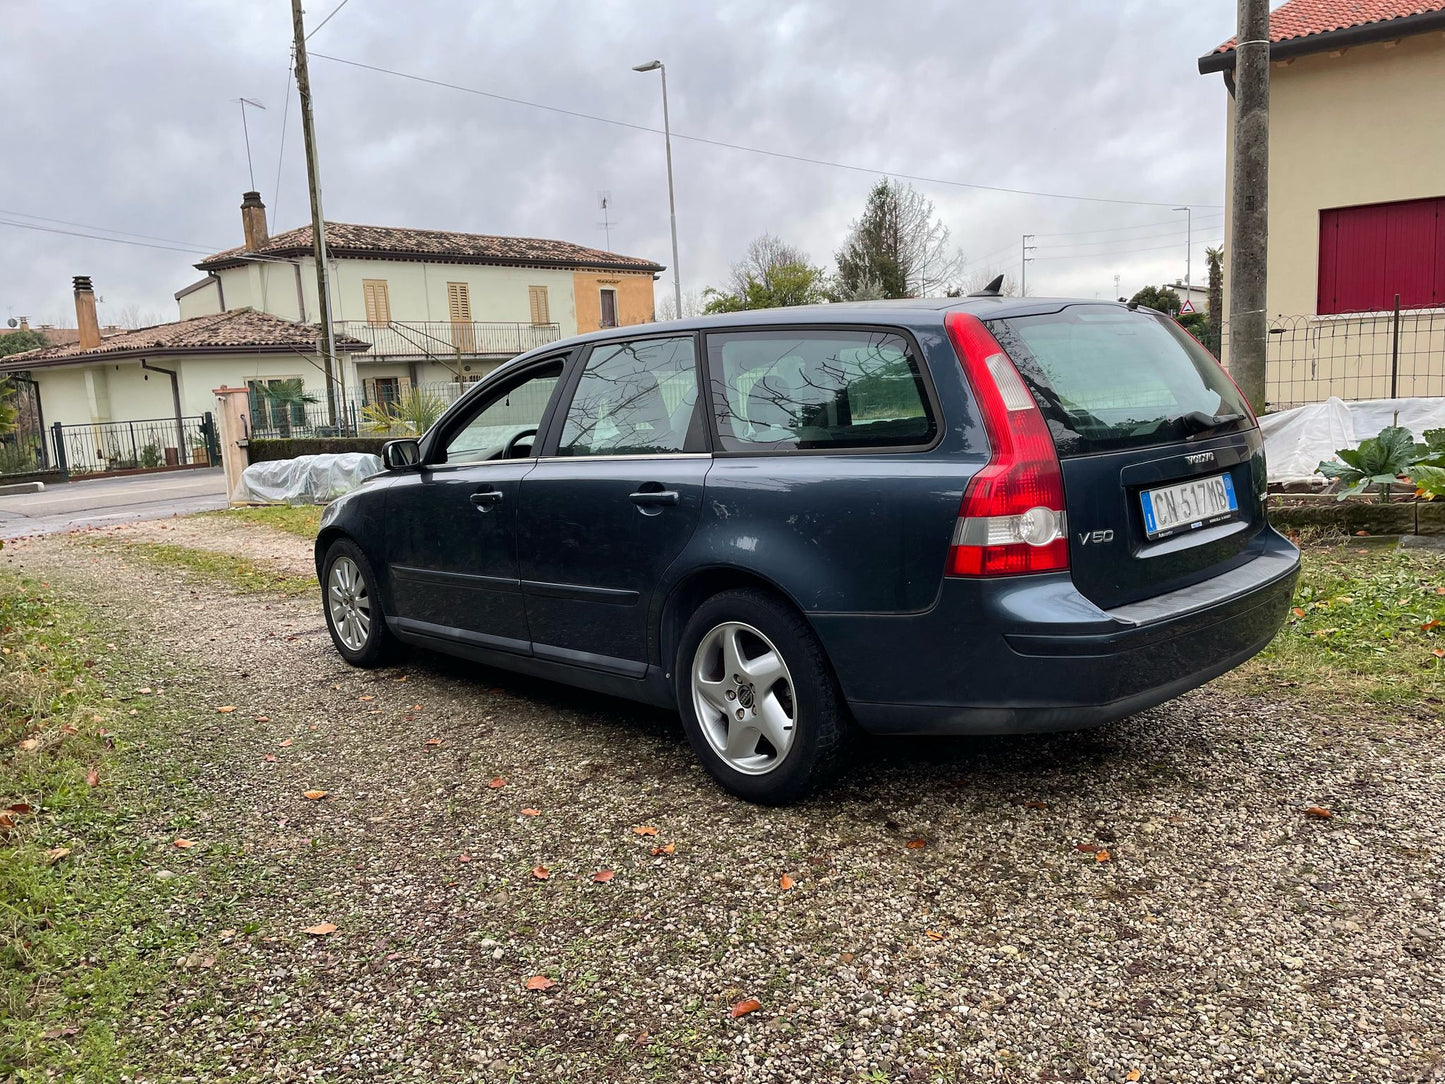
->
[321,538,397,668]
[675,587,851,804]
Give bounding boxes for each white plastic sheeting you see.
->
[233,453,382,505]
[1261,396,1445,483]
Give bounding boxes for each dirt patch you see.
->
[94,514,316,578]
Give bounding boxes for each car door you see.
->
[384,358,567,653]
[517,334,708,676]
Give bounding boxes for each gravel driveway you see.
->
[6,527,1443,1083]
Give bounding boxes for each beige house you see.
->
[0,277,370,474]
[177,193,664,404]
[1200,0,1445,406]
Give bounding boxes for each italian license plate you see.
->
[1140,472,1238,540]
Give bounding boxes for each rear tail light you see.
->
[944,312,1069,576]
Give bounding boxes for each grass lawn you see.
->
[199,504,323,539]
[1221,540,1445,706]
[0,574,235,1079]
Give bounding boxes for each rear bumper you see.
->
[815,529,1300,736]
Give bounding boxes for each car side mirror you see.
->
[382,438,422,471]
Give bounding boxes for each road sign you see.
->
[1178,299,1196,314]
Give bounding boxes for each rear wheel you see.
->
[676,588,850,804]
[322,538,397,667]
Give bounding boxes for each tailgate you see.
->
[987,305,1267,610]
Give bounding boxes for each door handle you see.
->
[629,490,679,507]
[470,489,504,509]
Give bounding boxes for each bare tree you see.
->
[115,303,167,329]
[654,289,705,322]
[960,266,1019,297]
[835,179,963,298]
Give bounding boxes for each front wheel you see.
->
[322,538,397,667]
[675,588,851,804]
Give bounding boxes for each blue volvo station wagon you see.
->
[316,295,1300,803]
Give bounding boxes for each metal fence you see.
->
[334,320,561,359]
[0,376,52,477]
[51,415,218,476]
[1219,304,1445,410]
[246,380,482,440]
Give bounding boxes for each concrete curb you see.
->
[0,481,45,497]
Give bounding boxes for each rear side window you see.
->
[705,329,935,452]
[988,306,1252,457]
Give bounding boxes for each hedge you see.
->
[247,437,391,464]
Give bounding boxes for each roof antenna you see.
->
[969,273,1005,298]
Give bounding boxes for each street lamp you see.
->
[1173,206,1192,302]
[633,59,682,320]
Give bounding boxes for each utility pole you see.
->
[1114,273,1121,301]
[291,0,340,427]
[1021,234,1036,297]
[1229,0,1270,413]
[1174,206,1192,297]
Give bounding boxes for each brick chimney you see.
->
[73,276,101,350]
[241,190,269,251]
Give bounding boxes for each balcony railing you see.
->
[335,320,561,360]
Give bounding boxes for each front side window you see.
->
[557,336,699,456]
[706,329,935,452]
[443,361,563,464]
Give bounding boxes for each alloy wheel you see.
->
[327,555,372,652]
[691,620,797,775]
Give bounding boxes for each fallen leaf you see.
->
[394,675,408,682]
[650,842,676,856]
[905,838,927,849]
[520,808,541,817]
[44,846,70,865]
[839,952,854,964]
[424,738,442,747]
[219,928,237,939]
[303,922,337,936]
[254,715,269,723]
[592,869,615,883]
[458,853,472,863]
[1305,806,1332,819]
[1354,530,1369,537]
[278,738,293,748]
[8,803,31,814]
[41,1026,79,1039]
[18,738,38,752]
[85,768,99,787]
[524,975,555,990]
[1075,842,1099,853]
[633,825,658,836]
[1433,648,1445,659]
[358,695,375,702]
[1423,620,1441,631]
[1125,1071,1141,1083]
[0,812,14,835]
[924,929,944,941]
[302,790,328,801]
[779,874,795,891]
[729,998,762,1019]
[532,865,549,880]
[1437,587,1445,596]
[488,777,507,789]
[264,754,277,763]
[1095,849,1112,862]
[1291,607,1306,618]
[1023,800,1047,810]
[216,705,236,714]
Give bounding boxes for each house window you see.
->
[1318,196,1444,315]
[599,287,619,328]
[363,376,402,406]
[528,285,551,326]
[362,279,391,326]
[447,282,474,351]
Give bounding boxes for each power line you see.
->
[272,52,295,229]
[1034,213,1224,240]
[1035,225,1220,253]
[305,0,353,40]
[0,215,218,254]
[1032,235,1224,261]
[309,52,1224,210]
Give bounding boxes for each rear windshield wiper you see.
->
[1180,410,1246,434]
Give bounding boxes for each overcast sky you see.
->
[2,0,1237,328]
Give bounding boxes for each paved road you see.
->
[0,469,227,539]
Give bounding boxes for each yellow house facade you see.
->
[1200,0,1445,406]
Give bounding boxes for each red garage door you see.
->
[1318,196,1444,315]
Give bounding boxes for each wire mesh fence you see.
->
[1219,306,1445,410]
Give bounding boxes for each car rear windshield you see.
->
[987,305,1252,457]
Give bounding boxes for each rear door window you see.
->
[988,305,1252,457]
[705,329,936,452]
[556,336,701,456]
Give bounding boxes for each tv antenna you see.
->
[597,191,615,250]
[235,97,268,190]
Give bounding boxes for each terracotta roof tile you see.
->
[197,222,665,273]
[0,309,368,371]
[1212,0,1445,53]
